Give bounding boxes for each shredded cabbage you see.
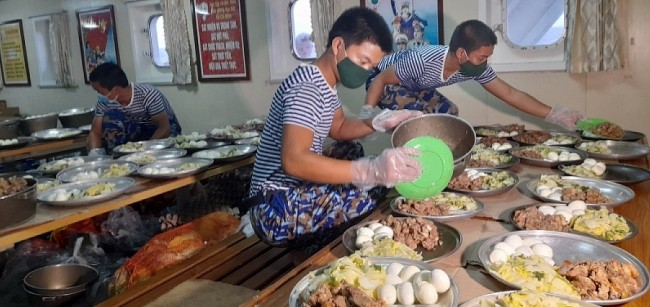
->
[480,289,581,307]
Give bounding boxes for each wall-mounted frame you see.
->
[76,5,120,84]
[0,19,31,86]
[191,0,250,81]
[361,0,444,51]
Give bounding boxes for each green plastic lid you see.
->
[395,136,454,200]
[577,117,608,131]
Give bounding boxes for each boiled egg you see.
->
[399,265,421,282]
[386,263,404,276]
[492,142,502,150]
[547,192,562,201]
[356,227,374,238]
[498,143,512,150]
[538,205,556,215]
[531,243,554,258]
[521,237,543,247]
[535,184,550,194]
[504,234,523,249]
[560,139,573,145]
[377,284,397,304]
[397,282,415,305]
[568,200,587,211]
[415,282,438,304]
[568,153,581,160]
[374,225,394,239]
[515,246,534,257]
[355,235,372,248]
[547,152,559,161]
[494,242,515,256]
[544,257,555,266]
[412,270,431,286]
[554,210,573,223]
[367,222,383,231]
[385,274,403,285]
[430,269,451,293]
[489,248,508,264]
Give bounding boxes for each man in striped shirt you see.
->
[363,19,583,131]
[87,63,182,154]
[247,7,422,250]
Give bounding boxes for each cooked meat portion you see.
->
[558,259,641,300]
[562,187,610,204]
[467,159,497,168]
[590,122,624,140]
[448,172,485,191]
[0,176,28,197]
[515,131,552,144]
[380,215,440,251]
[305,280,385,307]
[396,198,450,216]
[502,124,526,134]
[512,207,570,232]
[478,136,510,147]
[514,150,544,160]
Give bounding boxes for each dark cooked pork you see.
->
[512,207,570,232]
[558,259,641,300]
[305,280,385,307]
[380,215,440,251]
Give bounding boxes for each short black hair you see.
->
[88,62,129,89]
[449,20,497,53]
[326,7,393,54]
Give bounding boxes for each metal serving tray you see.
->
[390,193,484,222]
[289,257,459,307]
[112,139,175,155]
[576,140,650,160]
[31,128,82,140]
[510,145,587,168]
[468,150,519,169]
[512,130,582,147]
[341,218,462,263]
[581,130,645,142]
[118,148,187,165]
[477,230,650,305]
[0,136,32,150]
[191,144,257,163]
[525,176,635,207]
[37,177,135,207]
[56,161,138,183]
[38,155,113,174]
[446,168,519,197]
[136,157,212,179]
[460,290,598,307]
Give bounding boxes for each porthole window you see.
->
[149,15,169,67]
[503,0,565,49]
[289,0,316,60]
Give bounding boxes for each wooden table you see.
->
[0,157,255,249]
[0,135,88,163]
[243,150,650,306]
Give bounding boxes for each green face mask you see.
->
[337,47,371,88]
[459,49,487,77]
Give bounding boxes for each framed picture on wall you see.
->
[0,19,31,86]
[76,5,120,84]
[190,0,250,81]
[361,0,444,51]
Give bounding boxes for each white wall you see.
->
[0,0,648,156]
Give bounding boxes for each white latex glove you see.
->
[544,106,584,131]
[350,147,421,190]
[358,105,376,119]
[88,148,106,156]
[372,109,423,133]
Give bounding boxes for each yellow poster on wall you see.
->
[0,19,31,86]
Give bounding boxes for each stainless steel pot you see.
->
[19,113,59,135]
[0,174,36,230]
[24,285,86,307]
[58,108,94,128]
[0,117,20,139]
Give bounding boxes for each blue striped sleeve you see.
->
[474,65,498,84]
[283,83,323,132]
[394,51,426,90]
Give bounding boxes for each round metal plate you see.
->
[576,140,650,160]
[446,168,519,197]
[478,230,650,305]
[174,140,227,153]
[390,194,485,222]
[289,257,459,307]
[341,218,462,262]
[31,128,82,140]
[474,125,521,138]
[508,203,638,243]
[581,130,645,142]
[38,155,113,174]
[79,124,91,132]
[510,145,587,168]
[512,131,582,147]
[601,164,650,185]
[207,128,259,142]
[0,137,32,150]
[37,177,135,207]
[136,157,212,179]
[473,137,519,153]
[191,144,257,163]
[460,290,598,307]
[467,150,519,169]
[112,139,175,155]
[234,136,260,145]
[118,149,187,165]
[56,161,138,183]
[525,176,635,207]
